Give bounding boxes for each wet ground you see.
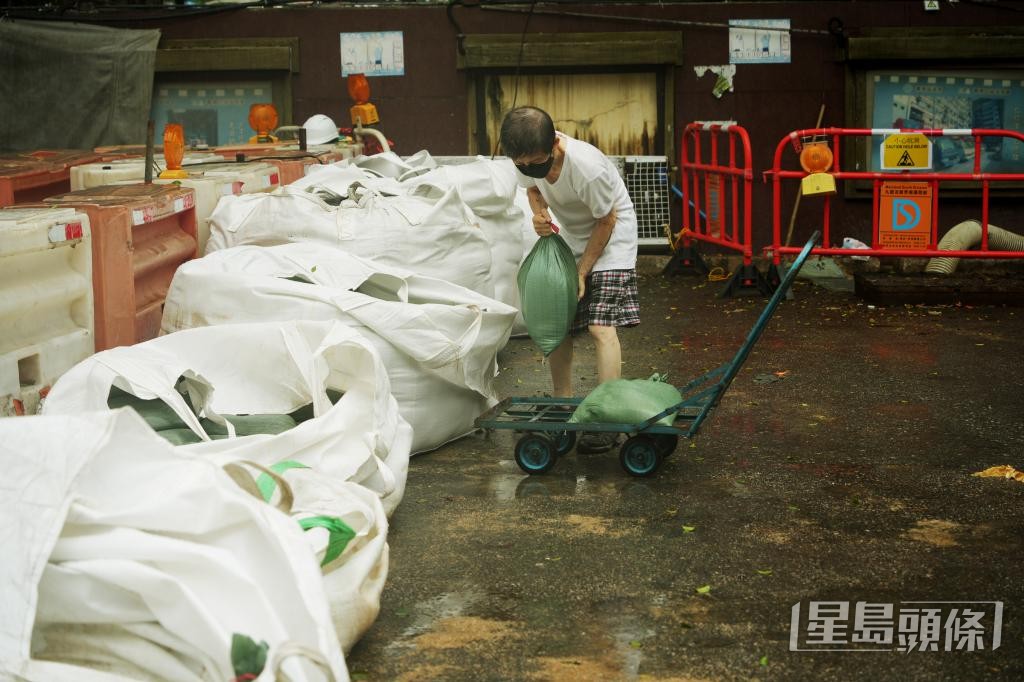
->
[347,257,1024,681]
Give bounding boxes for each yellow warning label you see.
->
[881,134,932,170]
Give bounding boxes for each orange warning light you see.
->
[799,141,833,174]
[159,123,188,179]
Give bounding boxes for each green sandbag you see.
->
[156,428,225,446]
[108,386,189,432]
[200,414,298,437]
[109,383,310,444]
[569,375,683,427]
[517,234,578,356]
[287,389,345,424]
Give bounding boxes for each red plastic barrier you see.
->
[667,122,767,294]
[764,127,1024,268]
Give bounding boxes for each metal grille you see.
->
[611,155,671,245]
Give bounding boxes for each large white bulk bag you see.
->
[206,182,494,297]
[0,409,347,682]
[285,163,402,198]
[404,156,527,334]
[161,244,517,453]
[254,465,388,653]
[42,321,411,516]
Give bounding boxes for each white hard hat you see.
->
[303,114,339,145]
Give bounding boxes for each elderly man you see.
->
[501,105,640,453]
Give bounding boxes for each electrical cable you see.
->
[479,4,832,36]
[490,0,535,160]
[706,266,731,283]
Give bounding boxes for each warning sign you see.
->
[881,133,932,170]
[879,182,932,249]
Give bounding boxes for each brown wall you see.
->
[138,1,1024,247]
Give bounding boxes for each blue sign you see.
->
[892,199,921,231]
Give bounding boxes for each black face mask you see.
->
[515,154,554,179]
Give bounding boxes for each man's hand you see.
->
[577,271,587,300]
[533,210,555,236]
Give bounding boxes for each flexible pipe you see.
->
[354,123,391,153]
[925,220,1024,274]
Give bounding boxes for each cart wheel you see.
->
[653,434,679,457]
[619,436,662,477]
[552,430,577,456]
[515,434,557,474]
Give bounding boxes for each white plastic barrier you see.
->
[0,409,347,682]
[205,182,495,297]
[69,154,226,191]
[162,244,517,453]
[43,321,411,515]
[0,207,94,416]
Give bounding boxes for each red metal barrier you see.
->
[765,127,1024,275]
[665,122,770,296]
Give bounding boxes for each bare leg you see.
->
[548,335,574,397]
[589,325,621,384]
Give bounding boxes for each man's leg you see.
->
[589,324,621,384]
[575,325,622,454]
[548,335,574,397]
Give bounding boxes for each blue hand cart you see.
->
[475,232,820,477]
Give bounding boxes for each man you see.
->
[500,105,640,453]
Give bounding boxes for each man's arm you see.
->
[577,207,616,299]
[526,186,556,236]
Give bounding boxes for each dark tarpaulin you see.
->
[0,20,160,152]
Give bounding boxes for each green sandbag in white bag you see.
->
[517,233,578,355]
[569,374,682,427]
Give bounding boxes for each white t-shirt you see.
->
[518,132,638,272]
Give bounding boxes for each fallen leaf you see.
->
[696,585,712,595]
[682,525,696,533]
[629,640,643,649]
[759,655,769,666]
[756,568,773,576]
[972,465,1024,482]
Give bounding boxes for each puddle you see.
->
[611,614,656,677]
[387,586,487,655]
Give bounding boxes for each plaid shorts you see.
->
[571,269,641,334]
